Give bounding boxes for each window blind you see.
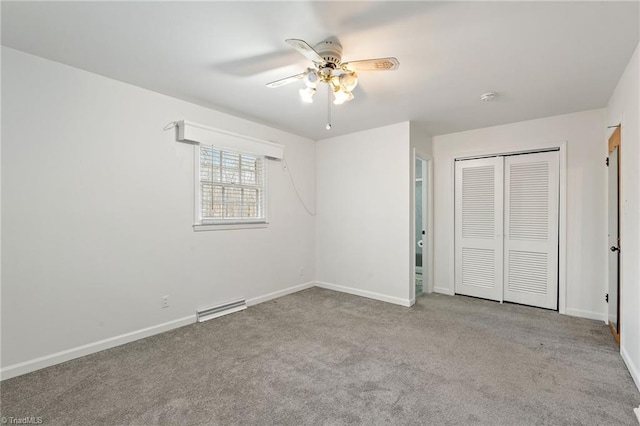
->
[199,146,265,222]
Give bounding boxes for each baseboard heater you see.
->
[197,299,246,323]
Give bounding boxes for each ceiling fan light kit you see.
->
[299,87,316,104]
[267,38,399,129]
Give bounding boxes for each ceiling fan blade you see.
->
[285,39,325,65]
[215,50,300,77]
[266,72,305,88]
[342,57,400,72]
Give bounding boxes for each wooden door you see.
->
[608,126,621,345]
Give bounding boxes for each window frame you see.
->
[193,143,268,231]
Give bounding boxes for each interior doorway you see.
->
[412,153,433,297]
[607,126,621,345]
[415,157,427,296]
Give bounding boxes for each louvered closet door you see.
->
[503,151,559,309]
[455,157,504,301]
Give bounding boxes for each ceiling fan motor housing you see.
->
[314,40,343,67]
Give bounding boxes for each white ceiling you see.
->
[2,1,638,140]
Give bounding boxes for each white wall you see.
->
[315,122,412,306]
[432,109,607,320]
[1,47,316,377]
[607,42,640,392]
[410,122,433,158]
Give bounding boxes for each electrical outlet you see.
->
[161,295,169,308]
[299,267,304,276]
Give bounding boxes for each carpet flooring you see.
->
[1,288,639,425]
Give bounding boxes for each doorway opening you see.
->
[607,125,621,345]
[415,157,424,295]
[414,156,429,298]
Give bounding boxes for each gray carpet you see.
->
[1,288,639,425]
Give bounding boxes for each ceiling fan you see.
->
[267,38,399,128]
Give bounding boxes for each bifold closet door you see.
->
[454,157,504,301]
[503,152,559,309]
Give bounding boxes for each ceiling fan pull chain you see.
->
[326,85,332,130]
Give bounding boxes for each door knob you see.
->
[610,246,620,252]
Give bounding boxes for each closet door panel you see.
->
[503,152,559,309]
[454,157,504,301]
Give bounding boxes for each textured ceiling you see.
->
[2,1,639,140]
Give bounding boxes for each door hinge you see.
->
[606,293,609,303]
[606,157,609,167]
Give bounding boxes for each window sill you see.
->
[193,222,268,232]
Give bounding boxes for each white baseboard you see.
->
[1,281,317,381]
[0,315,196,381]
[634,406,640,424]
[433,286,455,296]
[315,281,412,307]
[564,308,607,322]
[621,346,640,394]
[246,281,315,306]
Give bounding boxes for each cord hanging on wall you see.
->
[283,155,316,216]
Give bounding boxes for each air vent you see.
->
[197,299,246,323]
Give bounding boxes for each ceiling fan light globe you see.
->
[339,72,358,91]
[333,88,354,105]
[303,69,318,88]
[299,87,316,103]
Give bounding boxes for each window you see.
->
[177,120,283,231]
[195,144,266,229]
